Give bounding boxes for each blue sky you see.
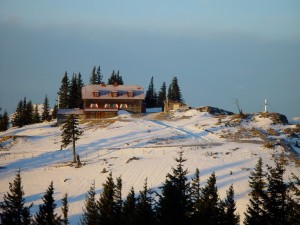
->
[0,1,299,120]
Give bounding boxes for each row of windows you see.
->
[89,103,131,109]
[93,91,134,97]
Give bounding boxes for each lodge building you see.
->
[57,82,145,123]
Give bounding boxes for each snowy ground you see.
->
[0,109,299,224]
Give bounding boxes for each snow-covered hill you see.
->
[0,109,299,224]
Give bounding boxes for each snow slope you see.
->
[0,110,299,224]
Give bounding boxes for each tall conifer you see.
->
[58,72,70,109]
[157,82,167,109]
[81,182,98,225]
[41,95,51,121]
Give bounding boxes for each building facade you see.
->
[81,83,145,119]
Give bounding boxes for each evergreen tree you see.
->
[60,114,83,163]
[60,193,69,225]
[288,173,300,225]
[122,187,136,225]
[114,176,123,225]
[58,71,70,109]
[136,178,155,225]
[89,66,101,85]
[167,76,184,103]
[198,172,221,225]
[69,74,79,108]
[41,95,51,121]
[77,72,84,108]
[25,100,34,125]
[97,172,116,225]
[264,155,296,225]
[244,157,267,225]
[222,184,240,225]
[145,76,157,108]
[12,99,24,127]
[157,82,167,109]
[33,104,41,123]
[108,70,124,85]
[190,168,201,224]
[52,104,58,120]
[157,151,191,225]
[81,182,98,225]
[96,66,103,84]
[0,110,9,131]
[34,181,59,225]
[0,170,32,225]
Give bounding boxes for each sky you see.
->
[0,0,299,121]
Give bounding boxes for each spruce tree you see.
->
[264,155,293,225]
[157,151,191,225]
[12,99,24,127]
[97,172,116,225]
[244,157,267,225]
[60,114,83,163]
[116,70,124,85]
[0,110,9,131]
[145,76,157,108]
[81,182,99,225]
[122,187,136,225]
[52,104,58,120]
[41,95,51,122]
[58,71,70,109]
[89,66,98,85]
[288,173,300,225]
[0,170,32,225]
[190,168,201,224]
[34,181,60,225]
[69,74,79,108]
[157,82,167,109]
[114,176,123,225]
[25,100,34,125]
[77,72,84,108]
[222,184,240,225]
[136,178,155,225]
[198,172,221,225]
[33,104,41,123]
[167,76,184,103]
[60,193,69,225]
[107,70,117,85]
[96,66,103,84]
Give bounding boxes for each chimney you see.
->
[101,82,106,87]
[114,81,118,87]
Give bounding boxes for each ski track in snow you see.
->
[0,111,299,224]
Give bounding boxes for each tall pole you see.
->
[264,98,267,113]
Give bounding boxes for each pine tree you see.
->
[167,76,184,103]
[60,114,83,163]
[114,176,123,225]
[81,182,99,225]
[244,157,267,225]
[122,187,136,225]
[58,71,70,109]
[264,155,294,225]
[157,82,167,109]
[97,172,116,225]
[145,76,157,108]
[34,181,60,225]
[222,184,240,225]
[288,173,300,225]
[69,74,79,108]
[198,172,221,225]
[136,178,155,225]
[89,66,99,85]
[116,70,124,85]
[52,104,58,120]
[190,168,201,224]
[157,151,191,225]
[77,72,84,108]
[25,100,34,125]
[60,193,69,225]
[41,95,51,121]
[33,104,41,123]
[0,170,32,225]
[0,110,9,131]
[107,70,116,85]
[96,66,103,84]
[12,99,24,127]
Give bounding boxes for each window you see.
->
[127,91,134,97]
[93,92,100,97]
[111,91,118,97]
[90,103,98,109]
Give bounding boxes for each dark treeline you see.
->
[0,106,9,131]
[2,153,299,225]
[145,76,184,109]
[58,66,124,110]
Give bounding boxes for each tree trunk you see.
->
[72,130,76,163]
